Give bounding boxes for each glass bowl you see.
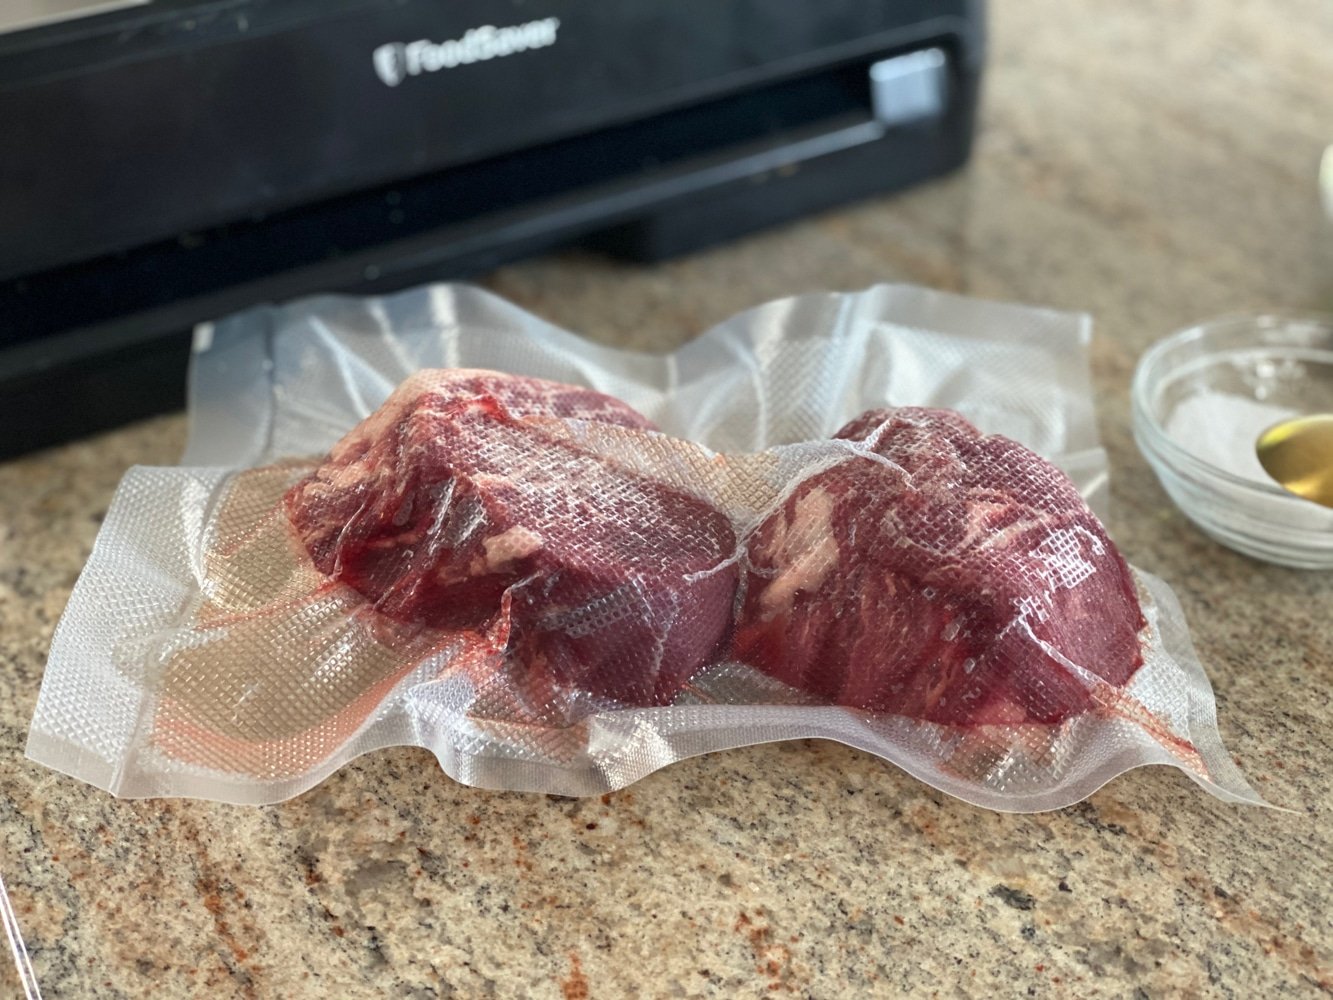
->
[1132,313,1333,569]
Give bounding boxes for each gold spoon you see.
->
[1255,414,1333,508]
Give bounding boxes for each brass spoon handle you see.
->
[1255,414,1333,508]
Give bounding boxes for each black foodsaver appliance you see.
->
[0,0,985,455]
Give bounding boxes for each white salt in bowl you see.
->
[1132,313,1333,569]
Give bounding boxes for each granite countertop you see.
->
[3,2,1332,997]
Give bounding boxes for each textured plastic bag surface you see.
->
[26,284,1261,809]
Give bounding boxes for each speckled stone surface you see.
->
[3,2,1332,997]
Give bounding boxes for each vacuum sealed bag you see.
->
[26,284,1262,809]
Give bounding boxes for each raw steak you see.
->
[284,369,737,707]
[731,407,1145,726]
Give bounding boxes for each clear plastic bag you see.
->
[26,284,1262,810]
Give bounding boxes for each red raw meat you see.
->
[284,369,737,707]
[732,407,1145,726]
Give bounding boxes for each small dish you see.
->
[1132,313,1333,569]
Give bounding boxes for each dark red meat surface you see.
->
[732,407,1145,726]
[284,369,737,707]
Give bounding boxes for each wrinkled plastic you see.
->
[26,284,1262,810]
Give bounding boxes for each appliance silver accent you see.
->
[870,48,948,127]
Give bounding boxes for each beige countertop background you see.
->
[3,1,1331,996]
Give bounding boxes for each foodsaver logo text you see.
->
[373,18,560,87]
